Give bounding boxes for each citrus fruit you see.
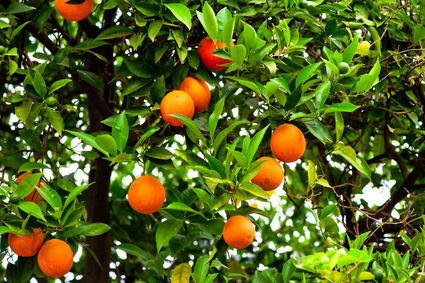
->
[176,76,211,113]
[371,268,384,282]
[251,157,284,191]
[38,239,73,278]
[15,172,45,204]
[223,215,255,249]
[128,176,166,214]
[10,192,20,204]
[197,37,233,71]
[270,124,306,163]
[160,90,195,127]
[55,0,93,22]
[338,62,349,74]
[46,96,58,107]
[8,228,44,257]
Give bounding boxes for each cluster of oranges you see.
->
[8,173,74,278]
[223,124,306,250]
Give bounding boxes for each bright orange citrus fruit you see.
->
[37,239,73,278]
[251,156,284,191]
[197,37,233,71]
[8,228,44,257]
[223,215,255,249]
[55,0,93,22]
[176,76,211,113]
[128,176,166,214]
[270,124,306,163]
[160,90,195,127]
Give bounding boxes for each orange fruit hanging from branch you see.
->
[197,37,234,71]
[128,176,166,214]
[55,0,93,22]
[37,239,74,278]
[160,90,195,127]
[223,215,255,249]
[177,76,211,113]
[15,172,45,204]
[270,124,306,163]
[8,228,44,257]
[251,156,284,191]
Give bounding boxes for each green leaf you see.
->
[66,130,109,156]
[335,112,344,143]
[16,173,43,199]
[230,45,246,66]
[5,2,36,14]
[168,114,206,144]
[63,183,92,209]
[18,162,50,173]
[352,59,380,94]
[124,59,154,78]
[295,62,321,87]
[222,17,236,47]
[201,2,218,43]
[48,79,72,95]
[165,4,192,30]
[171,263,192,283]
[333,145,371,180]
[413,24,425,43]
[282,259,296,283]
[151,75,165,104]
[96,26,133,40]
[18,202,46,222]
[314,81,331,111]
[10,21,30,41]
[33,71,47,97]
[213,121,245,154]
[35,183,62,211]
[61,222,111,238]
[115,243,150,260]
[209,96,225,139]
[95,134,117,156]
[238,182,269,199]
[134,126,160,149]
[245,125,269,165]
[112,111,129,153]
[307,160,316,189]
[156,219,183,252]
[77,70,103,90]
[342,35,358,63]
[324,102,360,114]
[320,204,337,220]
[164,202,198,214]
[145,147,174,160]
[46,107,65,136]
[304,119,332,144]
[15,101,32,124]
[206,153,226,179]
[148,20,163,42]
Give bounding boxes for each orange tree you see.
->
[1,0,425,282]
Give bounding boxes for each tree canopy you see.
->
[1,0,425,282]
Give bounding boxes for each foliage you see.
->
[0,0,425,282]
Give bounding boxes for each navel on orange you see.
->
[128,175,166,214]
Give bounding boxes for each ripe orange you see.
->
[38,239,73,278]
[176,76,211,113]
[197,37,233,71]
[251,157,284,191]
[160,90,195,127]
[270,124,306,163]
[128,176,166,214]
[55,0,93,22]
[223,215,255,249]
[8,228,44,257]
[15,172,45,204]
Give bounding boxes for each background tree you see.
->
[0,0,425,282]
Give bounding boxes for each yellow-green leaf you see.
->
[171,263,191,283]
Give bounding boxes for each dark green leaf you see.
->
[112,111,129,153]
[77,70,103,90]
[96,26,133,40]
[61,222,111,237]
[156,219,184,252]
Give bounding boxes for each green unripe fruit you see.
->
[10,193,20,204]
[46,96,58,107]
[371,268,384,282]
[338,62,350,74]
[0,46,6,55]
